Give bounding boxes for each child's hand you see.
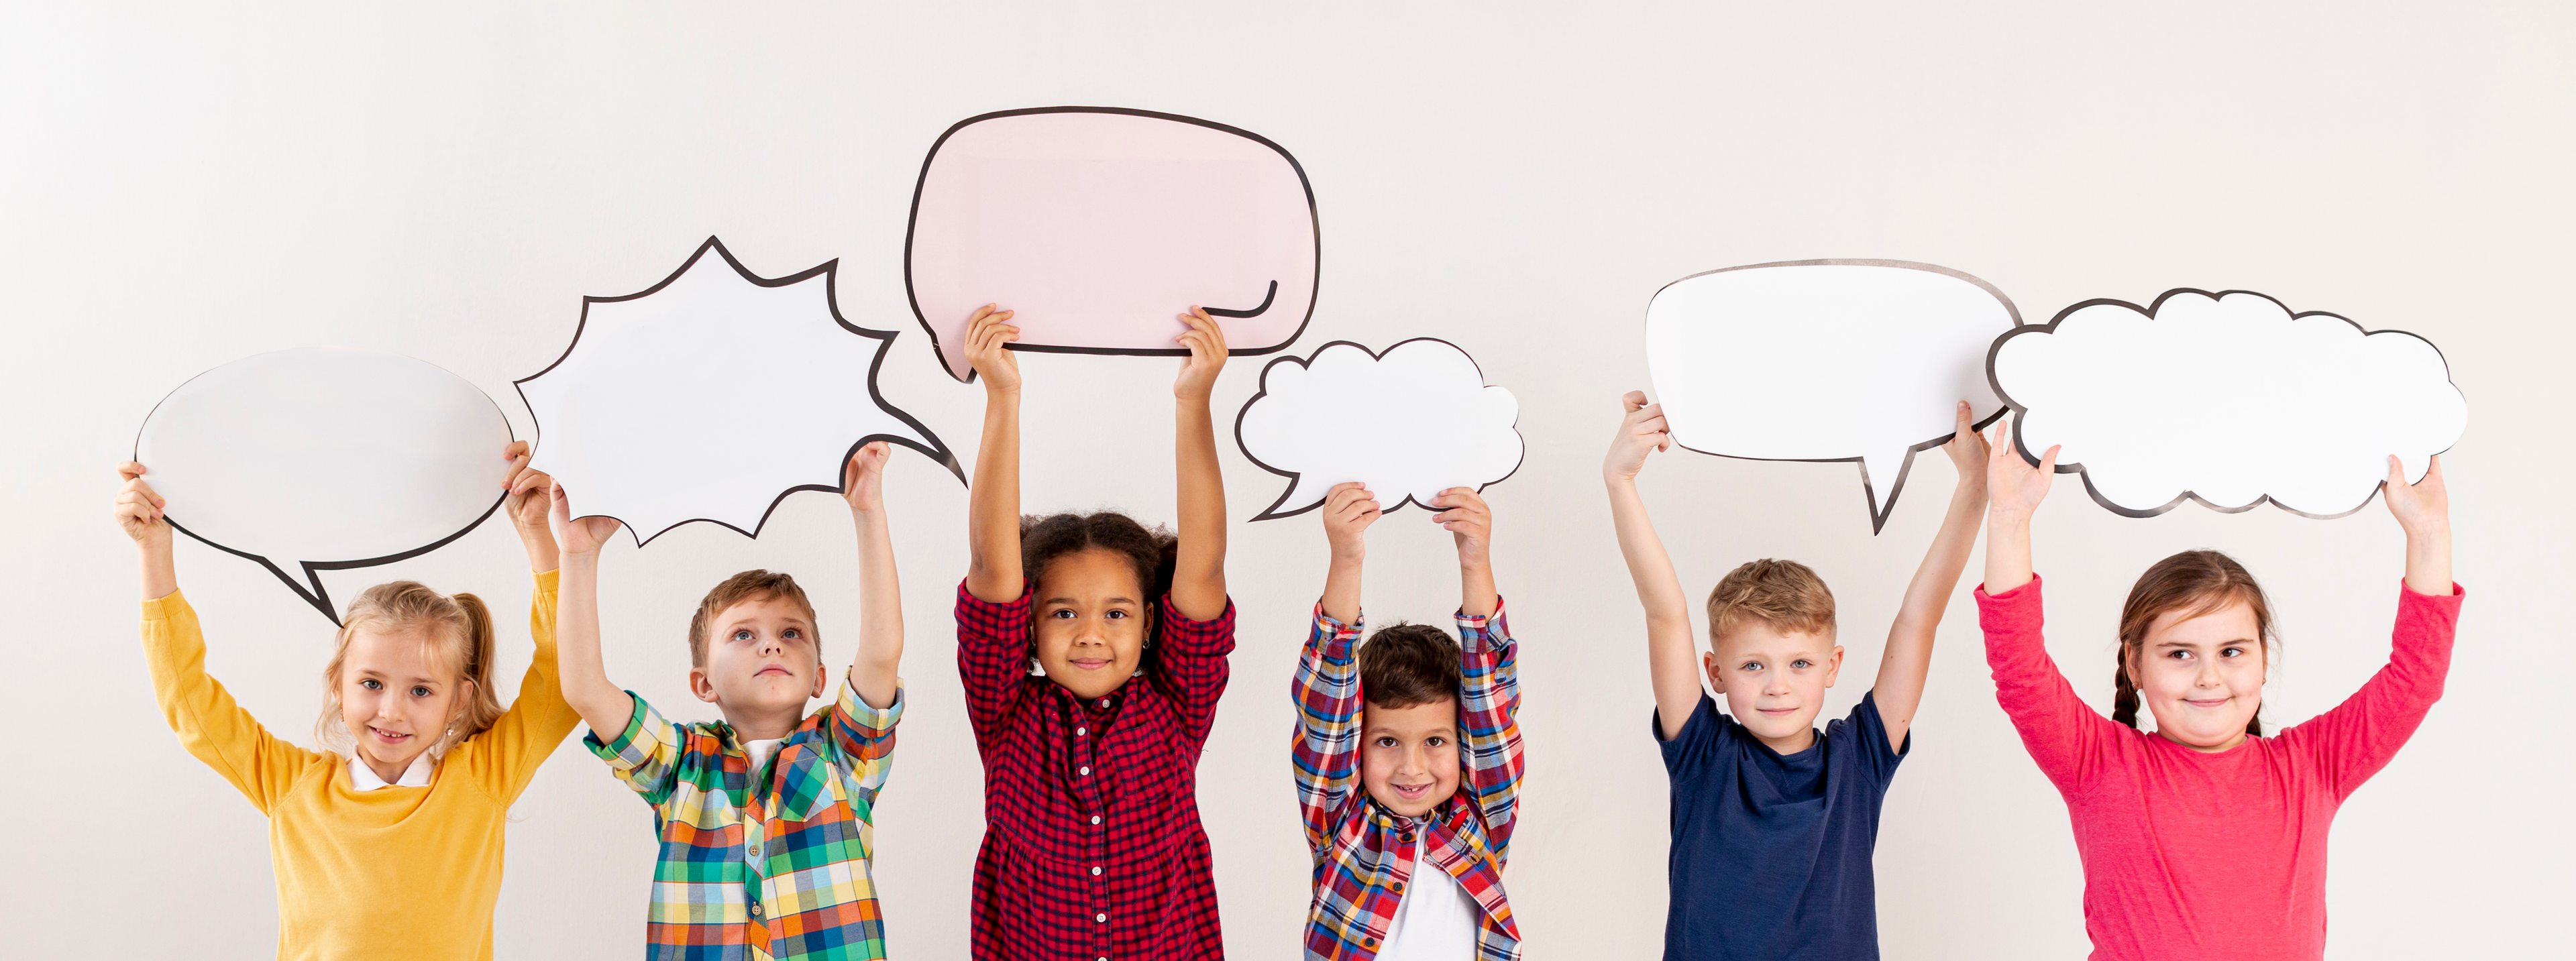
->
[1432,487,1494,568]
[1941,401,1990,490]
[1173,306,1230,402]
[964,304,1022,392]
[842,441,892,514]
[1321,482,1380,562]
[1984,414,2057,527]
[502,441,554,536]
[113,461,170,549]
[549,482,624,558]
[1603,390,1672,482]
[2383,453,2449,536]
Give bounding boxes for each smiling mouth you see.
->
[2185,697,2233,708]
[1067,658,1112,671]
[1390,782,1434,799]
[1758,708,1799,716]
[368,726,413,744]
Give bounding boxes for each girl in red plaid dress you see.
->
[954,302,1238,961]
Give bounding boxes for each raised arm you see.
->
[1980,414,2058,596]
[2387,454,2453,598]
[1318,482,1379,624]
[117,462,176,600]
[1871,403,1990,750]
[841,442,903,710]
[1601,392,1701,740]
[2285,454,2460,797]
[964,304,1026,604]
[549,482,640,739]
[1169,306,1230,620]
[503,441,560,575]
[1974,416,2108,789]
[1432,486,1497,619]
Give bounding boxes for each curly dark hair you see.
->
[1358,622,1463,710]
[1020,508,1178,616]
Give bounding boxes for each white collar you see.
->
[348,752,436,791]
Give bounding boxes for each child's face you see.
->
[2130,602,2265,751]
[1361,697,1462,819]
[338,626,468,775]
[690,595,827,720]
[1031,548,1150,701]
[1705,622,1843,752]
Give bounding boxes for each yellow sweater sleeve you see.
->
[458,569,582,805]
[141,591,325,815]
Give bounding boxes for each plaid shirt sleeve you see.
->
[1152,591,1238,748]
[583,691,685,807]
[823,675,904,802]
[1291,604,1365,861]
[955,579,1034,748]
[1457,598,1525,860]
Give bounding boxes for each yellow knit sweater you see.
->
[141,571,578,961]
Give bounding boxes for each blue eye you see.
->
[411,685,432,697]
[1792,659,1812,669]
[360,679,382,691]
[1740,662,1760,672]
[735,629,754,641]
[784,628,802,640]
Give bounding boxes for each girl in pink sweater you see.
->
[1976,421,2459,961]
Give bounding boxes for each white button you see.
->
[1095,913,1108,923]
[1097,698,1109,708]
[1090,866,1102,876]
[1091,815,1102,825]
[1076,726,1087,736]
[1079,766,1091,776]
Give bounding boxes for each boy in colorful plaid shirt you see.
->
[1293,481,1524,961]
[553,443,912,961]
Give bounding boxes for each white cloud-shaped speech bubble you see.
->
[516,237,961,544]
[134,347,515,622]
[1234,338,1522,521]
[1645,260,2018,532]
[1989,289,2466,518]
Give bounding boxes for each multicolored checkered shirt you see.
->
[585,678,904,961]
[955,579,1236,961]
[1292,602,1523,961]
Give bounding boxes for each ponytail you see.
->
[319,581,507,754]
[2111,663,2143,729]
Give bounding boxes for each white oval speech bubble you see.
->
[134,347,516,622]
[1990,289,2467,518]
[517,237,962,545]
[906,106,1320,383]
[1235,338,1523,521]
[1646,260,2018,532]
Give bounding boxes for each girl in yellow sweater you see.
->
[113,443,582,961]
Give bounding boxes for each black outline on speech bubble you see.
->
[1987,288,2463,520]
[1646,259,2018,535]
[515,236,965,548]
[132,351,515,626]
[902,105,1322,384]
[1234,337,1524,522]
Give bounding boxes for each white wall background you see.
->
[4,3,2568,958]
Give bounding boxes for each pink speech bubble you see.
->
[905,107,1320,382]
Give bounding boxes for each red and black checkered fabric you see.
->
[955,580,1237,961]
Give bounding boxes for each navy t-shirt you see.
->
[1656,689,1907,960]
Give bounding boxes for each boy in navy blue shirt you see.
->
[1600,392,1989,960]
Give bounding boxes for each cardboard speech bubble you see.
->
[517,237,961,544]
[905,106,1320,382]
[1646,260,2017,532]
[134,347,516,622]
[1235,338,1523,521]
[1989,289,2466,518]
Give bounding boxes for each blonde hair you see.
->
[316,581,502,756]
[1705,559,1837,645]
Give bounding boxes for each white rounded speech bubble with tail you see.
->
[134,347,516,623]
[1990,289,2466,518]
[1646,260,2018,532]
[517,237,961,544]
[1234,338,1523,521]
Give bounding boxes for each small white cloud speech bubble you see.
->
[516,237,961,543]
[1989,289,2466,518]
[1234,338,1522,521]
[1645,260,2018,532]
[135,347,516,622]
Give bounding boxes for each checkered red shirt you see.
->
[1291,602,1523,960]
[955,579,1237,961]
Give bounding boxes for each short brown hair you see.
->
[688,570,820,668]
[2114,550,2275,735]
[1358,622,1462,710]
[1705,559,1836,645]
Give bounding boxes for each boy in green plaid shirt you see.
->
[552,443,910,961]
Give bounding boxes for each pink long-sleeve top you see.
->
[1977,575,2461,961]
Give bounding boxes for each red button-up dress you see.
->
[956,581,1237,961]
